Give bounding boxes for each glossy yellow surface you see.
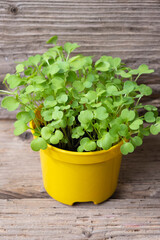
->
[41,142,122,205]
[30,121,123,205]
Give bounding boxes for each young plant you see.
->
[1,36,160,155]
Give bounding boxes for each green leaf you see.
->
[129,119,143,130]
[41,127,52,140]
[144,105,157,111]
[94,106,108,120]
[47,64,60,76]
[138,84,152,96]
[16,64,24,73]
[1,96,19,111]
[52,77,64,94]
[56,92,68,103]
[107,86,118,95]
[124,81,135,93]
[131,136,143,147]
[64,42,80,54]
[46,35,58,44]
[138,64,154,74]
[140,127,150,136]
[78,137,96,152]
[7,75,21,89]
[144,112,155,123]
[118,124,129,137]
[120,142,134,155]
[78,110,93,124]
[70,57,87,71]
[41,109,53,121]
[129,69,139,75]
[109,124,120,136]
[31,137,47,151]
[24,67,34,76]
[28,55,41,66]
[121,109,135,122]
[150,123,160,135]
[31,76,46,84]
[57,61,70,73]
[44,96,57,108]
[95,60,110,72]
[113,57,121,70]
[72,126,84,139]
[52,108,63,120]
[73,81,85,92]
[85,91,97,102]
[67,116,75,126]
[50,130,63,144]
[84,140,96,151]
[16,110,35,123]
[14,120,29,136]
[83,80,92,88]
[116,70,131,78]
[25,85,34,94]
[97,132,113,150]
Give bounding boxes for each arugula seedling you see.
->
[1,36,159,155]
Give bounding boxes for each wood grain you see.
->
[0,199,160,240]
[0,119,160,200]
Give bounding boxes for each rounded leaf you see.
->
[57,92,68,103]
[97,133,113,150]
[131,136,143,147]
[129,119,143,130]
[41,127,52,140]
[16,110,35,123]
[73,81,85,92]
[94,106,108,120]
[144,112,155,123]
[1,96,19,111]
[16,64,24,73]
[120,142,134,155]
[150,123,160,135]
[14,120,29,136]
[124,81,135,93]
[31,137,47,151]
[121,109,135,122]
[44,96,57,108]
[50,130,63,144]
[107,86,118,95]
[118,124,128,137]
[78,110,93,124]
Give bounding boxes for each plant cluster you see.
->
[1,36,160,154]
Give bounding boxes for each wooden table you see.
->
[0,119,160,240]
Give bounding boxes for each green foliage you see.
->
[31,137,47,151]
[1,96,19,111]
[1,35,159,155]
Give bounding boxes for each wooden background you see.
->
[0,1,160,239]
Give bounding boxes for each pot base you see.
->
[39,142,122,206]
[44,185,117,206]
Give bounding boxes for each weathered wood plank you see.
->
[0,199,160,239]
[0,119,160,200]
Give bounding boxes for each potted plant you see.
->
[1,36,160,205]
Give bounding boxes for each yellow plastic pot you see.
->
[30,120,123,205]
